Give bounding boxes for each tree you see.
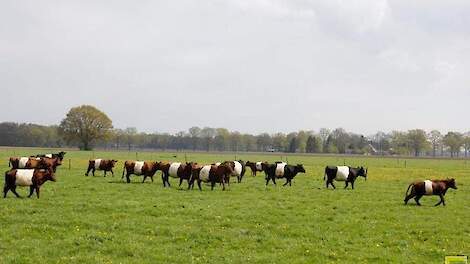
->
[428,130,442,157]
[407,129,429,157]
[59,105,113,150]
[319,128,330,153]
[124,127,137,151]
[443,132,463,157]
[288,136,298,153]
[306,135,321,153]
[462,132,470,157]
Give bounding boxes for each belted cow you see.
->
[122,161,159,183]
[85,159,118,177]
[404,178,457,206]
[9,157,47,170]
[222,160,246,183]
[41,157,63,172]
[245,161,265,176]
[159,162,195,188]
[263,162,305,186]
[34,151,66,161]
[4,168,56,198]
[190,163,234,191]
[324,166,367,189]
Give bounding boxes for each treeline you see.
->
[1,122,470,157]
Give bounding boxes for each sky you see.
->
[1,0,469,135]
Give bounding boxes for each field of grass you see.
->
[0,148,469,263]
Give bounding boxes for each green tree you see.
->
[59,105,113,150]
[306,135,321,153]
[288,136,298,153]
[407,129,429,157]
[428,130,442,157]
[443,132,463,157]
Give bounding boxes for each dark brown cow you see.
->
[41,157,62,172]
[4,168,56,198]
[9,157,47,170]
[85,159,118,177]
[404,178,457,206]
[190,163,234,191]
[34,151,66,161]
[122,161,159,183]
[158,162,195,188]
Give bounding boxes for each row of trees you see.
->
[0,105,469,157]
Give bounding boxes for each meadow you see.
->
[0,148,469,263]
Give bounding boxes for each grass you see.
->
[0,148,469,263]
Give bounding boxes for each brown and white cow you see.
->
[4,168,56,198]
[9,157,49,170]
[190,163,234,191]
[246,161,265,176]
[158,162,195,188]
[34,151,66,162]
[404,178,457,206]
[85,159,118,177]
[122,161,159,183]
[222,160,246,184]
[41,157,63,172]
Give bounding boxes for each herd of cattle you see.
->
[3,151,458,206]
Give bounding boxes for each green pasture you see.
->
[0,148,469,263]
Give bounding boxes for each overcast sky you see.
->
[1,1,469,135]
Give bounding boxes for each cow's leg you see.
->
[161,174,166,187]
[197,180,202,191]
[92,168,95,177]
[150,175,154,182]
[404,193,415,205]
[289,179,292,186]
[142,175,147,183]
[11,186,21,198]
[111,169,114,177]
[272,177,277,185]
[435,194,445,206]
[211,181,215,190]
[331,182,336,189]
[166,175,171,187]
[85,166,92,176]
[3,185,9,198]
[126,173,131,183]
[344,181,349,189]
[103,171,107,177]
[179,178,183,187]
[415,195,422,206]
[326,180,330,189]
[35,186,40,198]
[28,186,35,198]
[265,177,270,186]
[351,181,355,190]
[283,179,289,186]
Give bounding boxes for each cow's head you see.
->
[358,167,367,180]
[111,160,118,166]
[58,151,66,161]
[447,178,457,189]
[295,164,306,173]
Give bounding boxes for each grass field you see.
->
[0,148,469,263]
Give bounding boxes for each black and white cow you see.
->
[263,162,305,186]
[324,166,367,189]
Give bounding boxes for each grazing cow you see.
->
[85,159,118,177]
[190,163,234,191]
[34,151,66,161]
[9,157,48,170]
[122,161,159,183]
[263,162,305,186]
[404,178,457,206]
[222,160,246,183]
[245,161,265,176]
[159,162,195,188]
[324,166,367,189]
[4,168,56,198]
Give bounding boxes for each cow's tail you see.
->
[405,183,414,198]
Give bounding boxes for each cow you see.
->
[34,151,66,161]
[85,159,118,177]
[324,166,367,189]
[158,162,195,188]
[122,161,159,183]
[222,160,246,184]
[190,163,234,191]
[41,157,63,172]
[9,157,48,170]
[263,162,305,186]
[4,168,56,198]
[404,178,457,206]
[246,161,266,176]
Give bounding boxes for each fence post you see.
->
[136,152,138,160]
